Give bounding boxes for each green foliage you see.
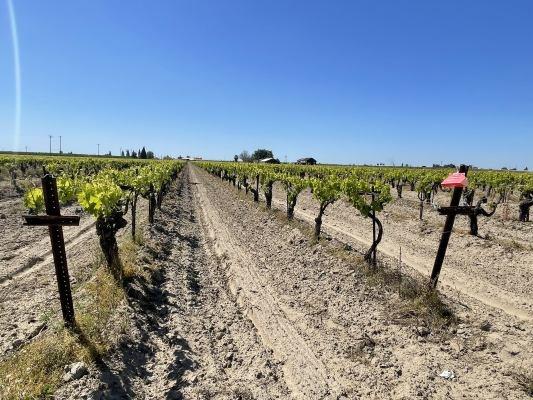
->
[24,188,45,214]
[281,174,308,203]
[342,178,391,217]
[310,177,341,208]
[57,176,81,205]
[77,175,124,218]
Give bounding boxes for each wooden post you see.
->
[23,175,80,328]
[429,165,468,289]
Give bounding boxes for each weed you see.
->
[515,369,533,397]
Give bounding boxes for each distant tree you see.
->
[525,166,529,171]
[239,150,251,162]
[132,150,137,158]
[121,150,125,157]
[107,151,112,156]
[252,149,273,161]
[126,149,130,157]
[140,147,147,159]
[146,150,155,159]
[234,154,239,162]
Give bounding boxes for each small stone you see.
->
[255,371,264,379]
[63,362,88,382]
[0,213,6,219]
[416,326,430,337]
[439,370,455,380]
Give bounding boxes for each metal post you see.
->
[59,135,62,153]
[371,187,377,266]
[49,135,53,154]
[430,164,468,288]
[42,175,76,327]
[255,175,260,202]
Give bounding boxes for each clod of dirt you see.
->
[62,362,88,382]
[479,320,492,332]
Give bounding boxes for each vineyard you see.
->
[0,155,532,399]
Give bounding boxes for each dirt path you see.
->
[63,169,289,399]
[191,167,343,399]
[269,186,533,322]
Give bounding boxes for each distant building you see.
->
[296,157,317,165]
[181,156,203,161]
[260,157,280,164]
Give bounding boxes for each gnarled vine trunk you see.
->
[364,214,383,265]
[148,193,156,223]
[131,193,138,239]
[96,213,127,282]
[396,184,403,199]
[254,175,260,202]
[265,183,273,208]
[469,198,498,236]
[314,202,331,239]
[287,196,297,220]
[519,197,533,222]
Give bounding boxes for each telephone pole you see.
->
[97,144,100,156]
[59,136,62,154]
[49,135,53,154]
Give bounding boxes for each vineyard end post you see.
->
[429,164,469,289]
[23,175,79,328]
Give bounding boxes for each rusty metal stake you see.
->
[23,175,78,328]
[429,164,468,289]
[371,187,377,266]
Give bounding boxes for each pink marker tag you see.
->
[441,172,468,188]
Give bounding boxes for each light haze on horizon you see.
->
[0,1,532,169]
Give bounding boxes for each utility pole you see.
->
[97,143,100,156]
[49,135,53,154]
[25,146,28,153]
[59,136,62,154]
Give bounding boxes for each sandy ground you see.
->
[3,165,532,399]
[269,183,533,321]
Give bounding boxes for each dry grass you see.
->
[493,237,532,251]
[0,234,143,399]
[0,268,125,399]
[515,369,533,397]
[326,243,456,333]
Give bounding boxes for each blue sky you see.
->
[1,1,532,168]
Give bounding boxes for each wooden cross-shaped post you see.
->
[429,164,469,289]
[23,175,79,328]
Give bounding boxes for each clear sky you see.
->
[1,1,532,168]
